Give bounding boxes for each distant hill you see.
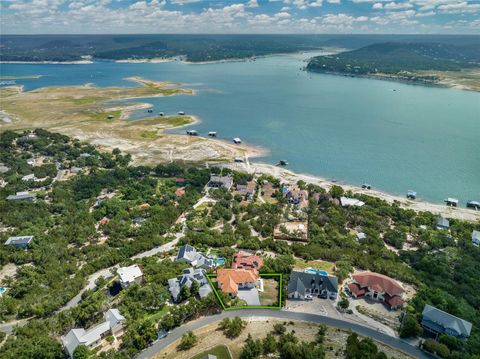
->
[307,42,480,75]
[2,34,480,63]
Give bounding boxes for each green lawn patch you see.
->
[206,273,282,310]
[190,345,232,359]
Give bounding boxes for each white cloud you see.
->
[437,2,480,14]
[384,2,413,10]
[372,3,383,9]
[247,0,259,8]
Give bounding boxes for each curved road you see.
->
[137,309,432,359]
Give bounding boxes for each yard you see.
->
[294,259,335,273]
[190,345,232,359]
[259,278,279,306]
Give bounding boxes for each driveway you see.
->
[136,309,433,359]
[237,288,260,306]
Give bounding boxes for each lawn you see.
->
[294,259,335,273]
[259,278,279,306]
[146,306,169,322]
[190,345,231,359]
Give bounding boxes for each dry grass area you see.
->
[259,278,279,306]
[0,77,259,165]
[421,69,480,92]
[154,319,413,359]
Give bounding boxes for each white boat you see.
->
[233,137,242,144]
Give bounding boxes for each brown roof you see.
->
[175,188,186,197]
[353,272,404,296]
[232,251,263,273]
[348,283,366,297]
[384,294,405,308]
[217,269,258,294]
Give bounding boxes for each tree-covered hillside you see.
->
[307,42,480,75]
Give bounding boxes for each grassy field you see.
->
[294,259,335,273]
[190,345,231,359]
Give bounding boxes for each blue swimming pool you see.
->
[305,269,329,276]
[215,258,226,265]
[0,287,6,294]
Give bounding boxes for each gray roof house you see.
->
[5,235,34,249]
[436,217,450,230]
[472,230,480,247]
[0,163,10,174]
[207,175,233,190]
[176,244,215,269]
[168,268,212,302]
[62,308,125,358]
[421,304,472,339]
[287,271,338,300]
[6,191,36,202]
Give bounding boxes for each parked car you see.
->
[305,295,313,301]
[157,329,168,340]
[318,292,328,299]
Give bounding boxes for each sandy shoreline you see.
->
[221,161,480,222]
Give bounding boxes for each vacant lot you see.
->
[259,277,279,306]
[154,318,413,359]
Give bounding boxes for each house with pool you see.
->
[287,270,338,300]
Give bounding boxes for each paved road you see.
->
[136,309,432,359]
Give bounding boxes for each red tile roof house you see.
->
[232,251,263,274]
[216,269,260,295]
[347,272,405,310]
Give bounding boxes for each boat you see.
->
[208,132,217,137]
[278,160,288,166]
[444,197,459,207]
[178,111,185,115]
[147,109,153,113]
[158,112,164,116]
[234,157,244,163]
[362,183,371,190]
[233,137,242,144]
[186,130,198,136]
[406,190,417,200]
[467,200,480,209]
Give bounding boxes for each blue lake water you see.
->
[1,53,479,204]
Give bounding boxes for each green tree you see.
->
[262,333,277,354]
[240,333,263,359]
[73,345,92,359]
[178,331,197,350]
[399,313,423,338]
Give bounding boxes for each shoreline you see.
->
[222,161,480,222]
[306,69,479,93]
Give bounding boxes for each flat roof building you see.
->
[5,235,34,248]
[118,264,143,288]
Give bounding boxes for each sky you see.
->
[1,0,479,34]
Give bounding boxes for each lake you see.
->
[1,52,479,204]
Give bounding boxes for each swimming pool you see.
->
[0,287,6,295]
[215,258,226,265]
[305,268,329,276]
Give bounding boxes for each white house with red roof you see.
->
[347,271,405,310]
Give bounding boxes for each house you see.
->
[70,167,82,174]
[168,268,212,302]
[203,355,217,359]
[236,181,256,198]
[5,235,34,249]
[6,191,36,202]
[175,177,186,186]
[0,163,10,173]
[356,232,367,240]
[287,271,338,300]
[273,221,309,242]
[216,268,259,295]
[436,217,450,230]
[176,244,215,269]
[232,251,263,274]
[421,304,472,340]
[340,197,365,207]
[347,272,405,310]
[118,264,143,289]
[284,186,309,208]
[21,174,36,182]
[62,308,125,358]
[472,230,480,247]
[175,188,186,197]
[207,175,233,190]
[80,153,92,158]
[26,158,36,166]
